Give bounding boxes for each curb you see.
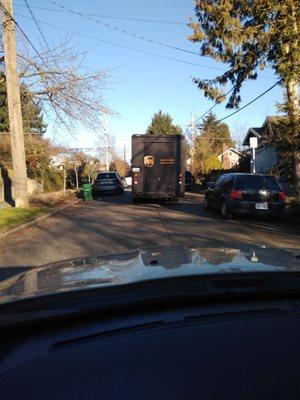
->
[186,192,204,199]
[0,200,82,239]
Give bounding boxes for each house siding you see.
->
[255,146,277,173]
[217,148,241,169]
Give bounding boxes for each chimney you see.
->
[222,143,229,153]
[222,143,230,169]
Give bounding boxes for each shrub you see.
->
[42,168,64,192]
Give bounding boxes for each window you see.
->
[215,175,226,189]
[223,176,234,189]
[235,175,281,190]
[97,173,117,180]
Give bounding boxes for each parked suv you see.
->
[204,173,286,219]
[92,172,124,196]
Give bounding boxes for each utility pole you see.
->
[63,165,66,196]
[104,112,110,171]
[190,111,196,173]
[123,144,126,163]
[1,0,28,207]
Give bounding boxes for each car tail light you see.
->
[278,191,285,201]
[179,173,182,185]
[231,190,243,200]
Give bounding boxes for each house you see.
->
[242,116,295,194]
[242,116,283,174]
[217,144,242,169]
[49,154,67,169]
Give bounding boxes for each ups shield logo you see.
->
[144,156,154,167]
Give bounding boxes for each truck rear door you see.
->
[144,142,175,195]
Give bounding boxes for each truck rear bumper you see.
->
[132,192,182,201]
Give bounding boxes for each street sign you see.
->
[250,137,257,174]
[250,137,258,148]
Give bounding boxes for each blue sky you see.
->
[14,0,283,157]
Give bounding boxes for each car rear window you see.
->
[97,173,117,180]
[235,176,281,190]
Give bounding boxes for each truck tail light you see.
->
[179,173,182,185]
[133,173,139,185]
[231,190,243,200]
[278,191,285,201]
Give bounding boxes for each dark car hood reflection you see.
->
[0,245,299,303]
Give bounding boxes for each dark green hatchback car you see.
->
[204,173,286,219]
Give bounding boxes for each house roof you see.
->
[218,147,243,158]
[242,127,264,146]
[242,115,287,147]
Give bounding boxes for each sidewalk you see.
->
[0,197,82,238]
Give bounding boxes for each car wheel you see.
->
[221,201,232,220]
[204,196,210,210]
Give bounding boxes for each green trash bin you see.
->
[82,183,93,201]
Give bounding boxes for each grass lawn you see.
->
[0,206,54,233]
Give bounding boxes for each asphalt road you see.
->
[0,190,299,275]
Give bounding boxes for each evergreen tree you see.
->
[188,0,299,198]
[0,76,46,134]
[188,1,299,112]
[193,113,233,174]
[198,112,234,153]
[146,110,183,135]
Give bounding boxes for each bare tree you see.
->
[64,150,86,190]
[0,34,111,132]
[109,150,129,177]
[232,120,249,151]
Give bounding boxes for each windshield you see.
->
[97,173,117,180]
[0,0,299,307]
[235,176,281,190]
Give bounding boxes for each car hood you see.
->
[0,245,299,304]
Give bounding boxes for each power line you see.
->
[23,0,52,53]
[16,12,276,80]
[187,52,274,128]
[0,3,67,130]
[15,13,227,72]
[0,3,43,62]
[217,80,282,122]
[47,0,200,57]
[22,1,65,80]
[186,80,281,139]
[15,3,186,26]
[8,7,280,135]
[187,87,235,128]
